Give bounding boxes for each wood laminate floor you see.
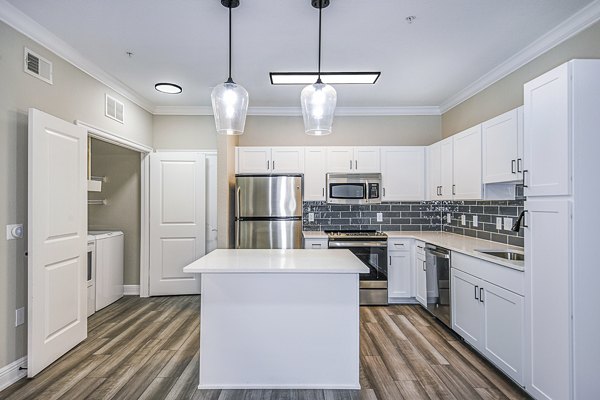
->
[0,296,530,400]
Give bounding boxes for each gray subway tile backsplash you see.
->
[303,199,525,247]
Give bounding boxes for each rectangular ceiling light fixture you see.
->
[270,72,381,85]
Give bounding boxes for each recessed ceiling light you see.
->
[270,72,381,85]
[155,83,182,94]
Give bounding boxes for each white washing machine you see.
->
[88,231,124,311]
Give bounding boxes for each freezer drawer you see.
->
[236,175,302,218]
[236,219,302,249]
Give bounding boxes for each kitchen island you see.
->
[183,249,368,390]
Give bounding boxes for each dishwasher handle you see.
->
[426,248,451,259]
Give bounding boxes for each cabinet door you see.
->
[481,282,525,385]
[237,147,271,173]
[271,147,305,173]
[304,147,327,201]
[354,147,381,173]
[525,200,571,400]
[381,147,425,201]
[482,109,520,184]
[524,63,571,197]
[426,143,442,200]
[453,125,482,200]
[451,268,483,349]
[388,251,412,299]
[326,147,354,173]
[440,138,454,200]
[415,253,427,307]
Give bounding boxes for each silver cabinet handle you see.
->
[479,287,484,303]
[511,160,516,174]
[474,285,479,301]
[422,260,426,271]
[322,187,325,197]
[452,184,456,196]
[267,160,270,170]
[440,186,443,196]
[383,187,386,197]
[523,170,528,188]
[349,160,352,170]
[272,160,275,170]
[522,210,529,229]
[355,160,358,170]
[389,256,392,265]
[517,158,523,173]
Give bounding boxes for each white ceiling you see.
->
[4,0,597,112]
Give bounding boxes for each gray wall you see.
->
[88,139,141,285]
[0,21,152,369]
[442,20,600,138]
[153,115,218,150]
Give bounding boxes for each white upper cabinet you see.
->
[271,147,305,173]
[381,147,425,201]
[353,147,381,173]
[326,147,354,172]
[524,62,571,197]
[426,142,442,200]
[440,137,454,200]
[236,147,271,173]
[237,147,304,174]
[482,107,524,184]
[304,147,327,201]
[452,125,482,200]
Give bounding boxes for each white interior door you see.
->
[205,153,218,253]
[28,108,87,377]
[150,152,205,295]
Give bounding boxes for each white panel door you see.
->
[304,147,327,201]
[525,199,571,400]
[388,251,412,299]
[205,154,218,253]
[440,138,454,200]
[28,109,87,377]
[453,125,482,200]
[482,281,525,385]
[482,108,520,184]
[381,147,425,201]
[150,152,206,295]
[426,143,442,200]
[353,147,381,173]
[451,268,483,349]
[271,147,305,173]
[237,147,271,173]
[524,63,571,197]
[326,147,354,172]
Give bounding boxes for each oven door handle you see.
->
[328,241,388,248]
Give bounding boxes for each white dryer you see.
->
[88,231,124,311]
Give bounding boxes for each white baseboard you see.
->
[0,356,27,392]
[123,285,140,296]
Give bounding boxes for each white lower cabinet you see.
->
[451,253,524,386]
[388,239,413,302]
[415,241,426,307]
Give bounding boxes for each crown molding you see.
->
[0,0,155,113]
[439,0,600,113]
[153,105,441,116]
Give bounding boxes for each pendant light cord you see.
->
[317,0,322,83]
[228,4,233,82]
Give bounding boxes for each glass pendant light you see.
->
[211,0,248,135]
[301,0,337,136]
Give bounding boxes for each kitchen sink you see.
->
[475,250,525,261]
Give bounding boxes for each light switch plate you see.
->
[496,217,503,230]
[461,215,466,225]
[472,215,478,227]
[15,307,24,327]
[504,217,513,231]
[446,213,452,223]
[6,224,23,240]
[308,213,315,222]
[376,213,383,222]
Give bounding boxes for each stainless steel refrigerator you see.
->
[235,175,303,249]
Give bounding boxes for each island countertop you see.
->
[183,249,370,274]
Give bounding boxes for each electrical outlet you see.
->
[461,215,466,226]
[308,213,315,222]
[496,217,503,230]
[446,213,452,223]
[472,215,478,227]
[15,307,24,327]
[376,213,383,222]
[6,224,24,240]
[504,217,513,231]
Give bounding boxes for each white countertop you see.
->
[183,249,370,274]
[303,230,524,271]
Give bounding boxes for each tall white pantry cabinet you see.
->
[523,60,600,400]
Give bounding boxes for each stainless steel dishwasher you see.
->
[425,245,451,328]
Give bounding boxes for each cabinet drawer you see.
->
[304,238,328,249]
[452,252,524,295]
[415,241,426,256]
[388,239,413,250]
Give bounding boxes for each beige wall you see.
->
[442,20,600,138]
[152,115,218,150]
[88,139,141,285]
[0,21,152,368]
[239,115,442,146]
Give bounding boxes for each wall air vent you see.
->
[23,48,53,84]
[105,94,124,124]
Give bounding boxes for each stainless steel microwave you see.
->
[326,173,382,204]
